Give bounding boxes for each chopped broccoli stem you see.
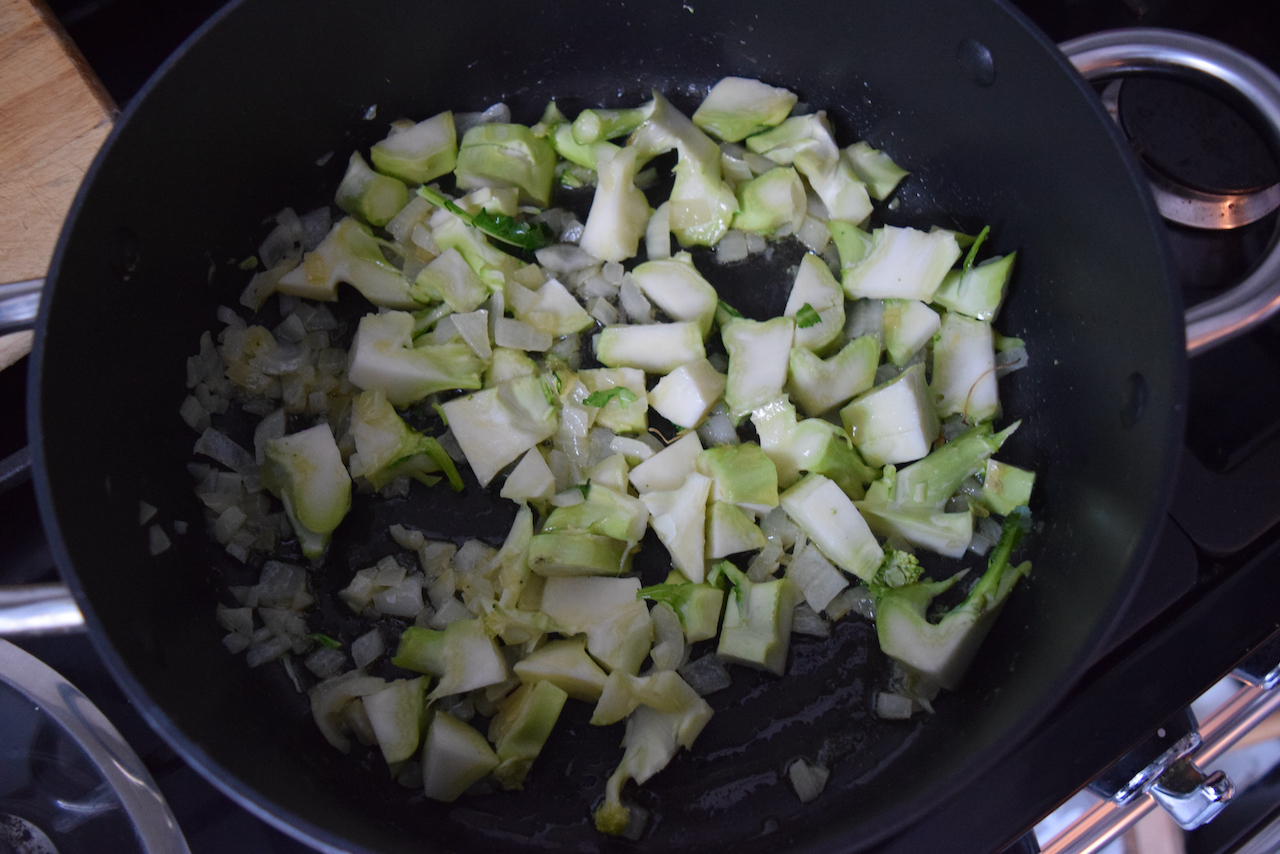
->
[874,508,1032,690]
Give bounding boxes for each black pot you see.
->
[29,1,1184,851]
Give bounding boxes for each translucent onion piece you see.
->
[677,653,732,696]
[352,629,386,670]
[787,758,830,803]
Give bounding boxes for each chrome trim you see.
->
[0,583,85,635]
[0,279,43,333]
[1040,678,1280,853]
[0,638,190,853]
[1061,29,1280,355]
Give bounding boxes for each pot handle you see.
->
[1060,29,1280,356]
[0,278,42,334]
[0,448,85,635]
[0,583,85,635]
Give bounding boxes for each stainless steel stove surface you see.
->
[3,1,1279,852]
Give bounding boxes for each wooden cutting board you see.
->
[0,0,115,371]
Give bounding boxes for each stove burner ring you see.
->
[1062,28,1280,354]
[1098,79,1280,230]
[0,814,57,854]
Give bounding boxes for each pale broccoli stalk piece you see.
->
[573,104,655,145]
[442,376,560,488]
[527,531,632,577]
[454,122,558,208]
[931,311,1000,423]
[426,207,526,290]
[628,431,703,494]
[751,397,878,498]
[262,424,352,560]
[361,677,428,767]
[874,508,1032,691]
[590,669,705,725]
[787,335,879,416]
[841,225,961,302]
[784,252,846,355]
[596,321,706,375]
[630,255,719,338]
[421,710,500,803]
[579,145,652,263]
[542,482,649,545]
[509,276,595,337]
[276,217,421,309]
[856,476,976,558]
[629,91,738,247]
[890,421,1019,509]
[593,700,714,837]
[539,576,654,676]
[695,442,780,514]
[692,77,798,143]
[578,367,649,434]
[392,618,509,700]
[641,472,713,583]
[335,151,409,227]
[868,509,974,561]
[532,101,618,169]
[638,580,726,643]
[721,316,795,419]
[933,252,1018,322]
[511,636,609,702]
[716,561,797,675]
[411,247,488,313]
[745,112,873,224]
[842,141,910,201]
[346,311,486,408]
[347,389,463,491]
[555,121,615,170]
[779,473,884,581]
[981,459,1036,516]
[705,501,768,559]
[881,298,942,368]
[370,111,457,184]
[648,358,727,431]
[731,166,807,236]
[839,363,940,467]
[488,679,570,789]
[829,220,873,273]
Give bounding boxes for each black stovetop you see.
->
[4,1,1280,852]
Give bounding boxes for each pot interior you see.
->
[32,0,1183,851]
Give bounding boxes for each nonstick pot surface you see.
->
[31,0,1183,851]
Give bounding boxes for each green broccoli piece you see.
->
[347,389,463,491]
[874,507,1032,691]
[876,549,923,589]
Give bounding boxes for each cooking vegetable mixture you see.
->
[180,77,1034,836]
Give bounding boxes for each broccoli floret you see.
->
[876,549,923,589]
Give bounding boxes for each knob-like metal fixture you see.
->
[1148,757,1235,830]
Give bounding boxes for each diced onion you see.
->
[715,229,748,263]
[677,653,732,696]
[149,525,171,556]
[787,757,830,804]
[874,692,916,720]
[352,629,386,670]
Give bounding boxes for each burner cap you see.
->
[1120,76,1279,196]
